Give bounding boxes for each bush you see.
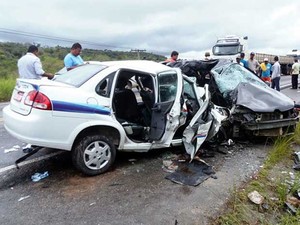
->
[0,77,16,102]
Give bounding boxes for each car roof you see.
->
[87,60,176,75]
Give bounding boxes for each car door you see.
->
[150,69,183,146]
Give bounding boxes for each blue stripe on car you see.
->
[52,101,111,115]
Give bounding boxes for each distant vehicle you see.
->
[212,35,294,74]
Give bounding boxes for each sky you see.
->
[0,0,299,59]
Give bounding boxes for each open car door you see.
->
[150,69,183,147]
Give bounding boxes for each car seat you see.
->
[114,77,146,139]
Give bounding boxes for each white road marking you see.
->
[0,151,63,174]
[0,118,3,123]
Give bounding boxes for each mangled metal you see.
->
[170,60,299,143]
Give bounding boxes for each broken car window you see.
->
[157,71,178,102]
[212,64,267,97]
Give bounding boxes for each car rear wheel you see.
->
[72,134,116,176]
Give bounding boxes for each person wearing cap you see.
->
[165,51,179,63]
[260,58,272,83]
[248,52,260,74]
[291,59,300,89]
[236,56,244,66]
[271,56,281,91]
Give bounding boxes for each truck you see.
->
[212,35,294,74]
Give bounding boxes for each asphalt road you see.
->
[0,78,299,225]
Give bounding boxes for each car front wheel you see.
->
[72,135,116,176]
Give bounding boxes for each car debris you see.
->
[4,145,20,153]
[247,190,264,205]
[293,151,300,171]
[18,195,30,202]
[31,171,49,182]
[162,160,178,173]
[165,161,215,186]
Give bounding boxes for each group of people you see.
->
[235,52,282,91]
[17,43,84,80]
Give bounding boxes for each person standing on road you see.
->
[64,43,84,71]
[271,56,281,91]
[204,52,211,60]
[236,56,244,66]
[17,45,53,153]
[240,52,248,68]
[248,52,260,74]
[17,45,53,79]
[165,51,179,63]
[291,59,300,89]
[260,58,272,84]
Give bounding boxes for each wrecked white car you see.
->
[3,60,227,175]
[167,60,299,139]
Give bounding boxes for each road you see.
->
[0,79,299,225]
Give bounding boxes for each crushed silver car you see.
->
[167,59,299,138]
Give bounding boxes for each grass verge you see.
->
[213,124,300,225]
[0,76,16,102]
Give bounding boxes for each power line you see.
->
[130,49,146,59]
[0,28,131,50]
[0,28,167,56]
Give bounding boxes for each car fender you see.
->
[67,120,126,150]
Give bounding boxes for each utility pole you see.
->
[131,49,146,59]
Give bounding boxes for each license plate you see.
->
[13,91,24,102]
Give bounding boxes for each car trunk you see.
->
[10,79,72,116]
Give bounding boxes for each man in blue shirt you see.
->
[64,43,84,71]
[240,52,248,68]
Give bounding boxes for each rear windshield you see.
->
[54,64,107,87]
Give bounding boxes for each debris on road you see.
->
[22,143,34,153]
[4,145,20,153]
[248,190,264,205]
[31,171,49,182]
[18,195,30,202]
[162,160,178,173]
[165,161,215,186]
[293,151,300,171]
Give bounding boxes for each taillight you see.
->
[24,90,52,110]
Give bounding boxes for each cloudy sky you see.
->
[0,0,299,58]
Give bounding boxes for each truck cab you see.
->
[212,35,248,61]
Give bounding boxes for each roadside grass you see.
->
[0,76,16,102]
[213,124,300,225]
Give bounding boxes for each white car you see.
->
[3,60,227,175]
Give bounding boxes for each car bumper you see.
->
[242,117,299,136]
[3,105,74,150]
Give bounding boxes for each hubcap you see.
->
[83,141,111,170]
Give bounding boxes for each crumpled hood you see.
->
[232,82,295,112]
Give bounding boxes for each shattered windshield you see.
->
[212,63,267,96]
[213,45,240,55]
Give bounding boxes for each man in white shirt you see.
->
[17,45,53,79]
[291,59,300,89]
[248,52,260,74]
[271,56,281,91]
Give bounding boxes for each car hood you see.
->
[231,82,295,112]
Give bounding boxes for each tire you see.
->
[72,134,116,176]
